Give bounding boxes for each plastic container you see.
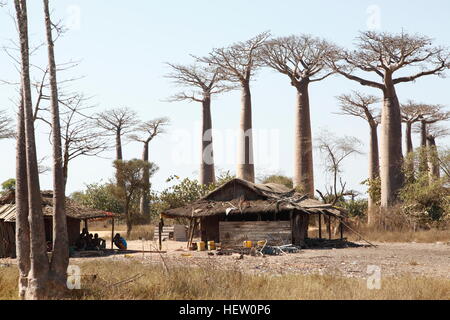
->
[197,241,206,251]
[207,241,216,251]
[243,241,253,248]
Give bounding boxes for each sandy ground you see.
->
[2,240,449,279]
[91,240,450,279]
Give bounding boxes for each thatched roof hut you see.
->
[162,179,345,246]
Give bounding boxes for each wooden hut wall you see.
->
[219,221,291,245]
[0,221,15,258]
[67,217,81,246]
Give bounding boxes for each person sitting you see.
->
[92,233,106,250]
[113,233,127,251]
[75,234,86,251]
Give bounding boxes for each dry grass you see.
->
[347,227,450,243]
[1,260,449,300]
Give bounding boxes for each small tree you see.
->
[113,159,158,237]
[316,131,363,204]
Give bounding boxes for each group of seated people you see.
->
[75,228,106,251]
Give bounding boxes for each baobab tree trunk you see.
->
[43,0,69,296]
[236,82,255,183]
[380,79,404,208]
[426,136,440,182]
[419,120,428,174]
[14,0,50,300]
[200,96,215,185]
[293,81,315,197]
[367,123,380,225]
[15,95,31,299]
[405,122,414,154]
[404,122,415,176]
[139,141,150,217]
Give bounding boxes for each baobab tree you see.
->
[96,107,139,187]
[14,0,49,299]
[197,32,270,183]
[336,91,380,224]
[329,31,450,207]
[261,35,336,196]
[43,0,69,293]
[129,117,169,217]
[400,101,428,155]
[166,62,229,185]
[426,124,449,181]
[96,107,138,161]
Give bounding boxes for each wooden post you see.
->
[327,215,332,240]
[318,214,322,239]
[84,219,88,233]
[340,219,344,240]
[111,218,115,249]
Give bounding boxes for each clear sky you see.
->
[0,0,449,196]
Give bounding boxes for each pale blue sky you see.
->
[0,0,449,196]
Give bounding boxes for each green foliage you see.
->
[340,199,368,218]
[71,183,123,214]
[260,174,293,189]
[399,148,450,226]
[1,178,15,193]
[150,171,235,217]
[362,177,381,206]
[399,174,449,224]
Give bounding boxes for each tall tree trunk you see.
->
[62,145,69,193]
[380,79,404,208]
[43,0,68,296]
[15,95,31,299]
[293,81,315,197]
[427,136,440,182]
[14,0,50,300]
[419,120,428,173]
[405,122,414,154]
[200,96,215,185]
[139,141,150,217]
[115,130,123,160]
[367,123,380,225]
[236,81,255,182]
[404,121,415,177]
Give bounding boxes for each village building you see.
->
[0,190,115,258]
[162,178,346,247]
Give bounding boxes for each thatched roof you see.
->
[0,190,116,222]
[162,178,344,219]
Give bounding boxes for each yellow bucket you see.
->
[243,241,253,248]
[208,241,216,251]
[197,241,206,251]
[257,240,266,246]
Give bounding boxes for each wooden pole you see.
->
[111,218,115,249]
[340,218,344,240]
[318,214,322,239]
[327,215,332,240]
